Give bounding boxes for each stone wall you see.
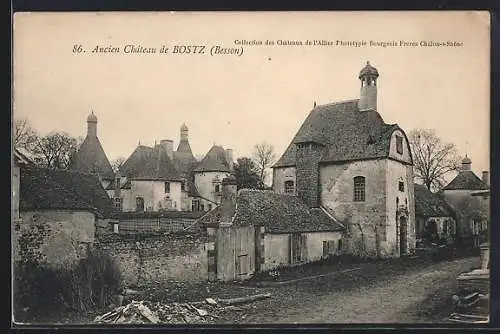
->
[14,210,96,268]
[320,159,387,258]
[272,167,296,194]
[96,233,210,287]
[296,142,325,208]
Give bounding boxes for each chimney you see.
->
[358,61,379,111]
[295,141,325,208]
[220,176,237,226]
[482,171,489,187]
[225,148,234,170]
[87,111,98,137]
[160,140,174,160]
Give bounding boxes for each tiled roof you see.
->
[273,100,404,167]
[20,166,116,218]
[120,145,183,181]
[442,171,489,191]
[193,145,231,172]
[71,135,114,180]
[13,147,34,165]
[173,151,198,175]
[414,184,455,218]
[198,189,345,233]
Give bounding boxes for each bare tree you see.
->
[111,157,126,174]
[31,131,80,170]
[13,117,38,150]
[408,129,461,192]
[253,142,276,187]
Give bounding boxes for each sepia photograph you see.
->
[12,11,490,325]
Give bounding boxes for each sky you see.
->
[13,11,490,181]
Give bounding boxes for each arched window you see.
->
[353,176,366,202]
[284,180,295,194]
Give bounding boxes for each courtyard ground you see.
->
[15,255,481,325]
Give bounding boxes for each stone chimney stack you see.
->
[225,148,234,170]
[160,140,174,160]
[220,175,237,226]
[87,111,98,137]
[482,171,489,187]
[295,141,325,208]
[358,61,379,112]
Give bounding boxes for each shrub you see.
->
[14,247,122,320]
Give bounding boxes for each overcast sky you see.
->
[13,11,490,180]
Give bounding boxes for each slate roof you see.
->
[198,189,345,233]
[414,184,455,218]
[120,145,183,181]
[72,135,114,180]
[193,145,231,172]
[273,100,405,167]
[173,151,198,175]
[442,171,489,191]
[20,166,116,218]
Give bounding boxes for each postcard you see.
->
[12,11,490,325]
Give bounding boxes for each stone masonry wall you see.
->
[296,143,325,208]
[320,159,387,258]
[96,233,210,287]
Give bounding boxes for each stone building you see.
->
[414,183,457,244]
[272,62,416,258]
[14,165,116,268]
[97,121,235,212]
[442,156,490,248]
[198,176,344,281]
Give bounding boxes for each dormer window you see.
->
[396,135,403,155]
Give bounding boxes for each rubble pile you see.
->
[94,293,272,324]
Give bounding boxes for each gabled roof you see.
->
[120,145,183,181]
[414,184,455,218]
[198,189,345,233]
[20,166,116,218]
[72,136,114,179]
[442,171,489,191]
[273,100,405,167]
[193,145,231,172]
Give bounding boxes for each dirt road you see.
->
[222,256,481,324]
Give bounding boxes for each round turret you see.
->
[359,61,379,80]
[461,155,472,171]
[87,111,97,123]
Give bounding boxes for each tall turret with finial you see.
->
[87,110,98,137]
[358,61,379,111]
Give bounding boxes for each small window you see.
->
[398,181,404,192]
[181,182,185,191]
[353,176,366,202]
[136,196,145,211]
[396,135,403,155]
[284,180,295,194]
[192,199,200,211]
[164,182,170,193]
[114,197,123,211]
[215,184,220,193]
[200,203,205,211]
[208,204,212,211]
[338,239,343,251]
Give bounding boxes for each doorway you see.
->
[400,216,408,255]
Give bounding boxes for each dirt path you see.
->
[230,257,480,324]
